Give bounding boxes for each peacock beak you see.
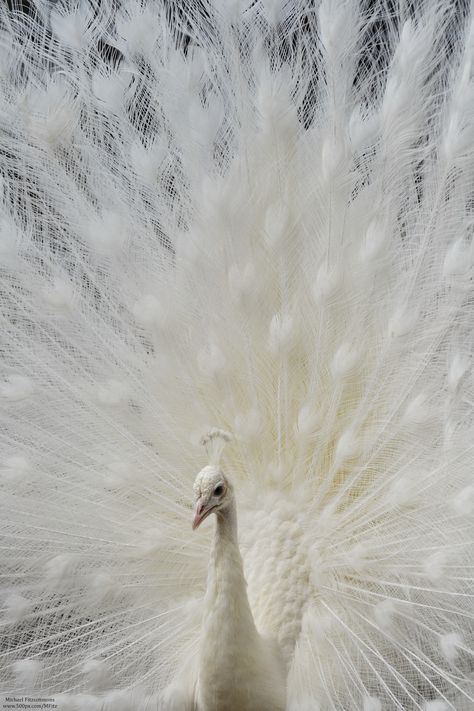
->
[192,498,213,530]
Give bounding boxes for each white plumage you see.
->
[0,0,474,709]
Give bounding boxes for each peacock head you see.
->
[192,465,233,530]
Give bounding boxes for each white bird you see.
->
[162,431,287,711]
[191,458,285,710]
[0,1,474,710]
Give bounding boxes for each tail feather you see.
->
[0,1,473,708]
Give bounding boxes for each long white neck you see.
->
[205,498,258,633]
[197,499,263,709]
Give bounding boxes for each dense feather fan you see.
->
[0,0,474,709]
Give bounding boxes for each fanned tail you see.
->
[0,1,473,709]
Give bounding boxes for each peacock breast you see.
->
[240,493,313,660]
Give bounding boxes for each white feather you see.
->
[0,1,473,709]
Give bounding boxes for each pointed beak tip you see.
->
[192,501,205,531]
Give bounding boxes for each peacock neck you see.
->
[207,499,249,601]
[198,497,263,709]
[215,499,238,545]
[203,497,259,639]
[198,493,286,711]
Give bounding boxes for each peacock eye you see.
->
[214,484,224,497]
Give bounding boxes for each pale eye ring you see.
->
[214,484,224,497]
